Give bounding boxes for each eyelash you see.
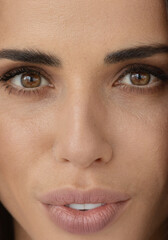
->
[0,66,53,97]
[0,64,167,97]
[114,64,168,94]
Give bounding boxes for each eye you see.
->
[0,66,54,97]
[12,72,49,88]
[120,72,155,86]
[113,64,168,95]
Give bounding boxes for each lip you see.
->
[38,187,131,234]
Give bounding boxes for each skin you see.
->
[0,0,168,239]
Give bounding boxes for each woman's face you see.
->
[0,0,168,240]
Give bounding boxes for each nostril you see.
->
[63,158,69,163]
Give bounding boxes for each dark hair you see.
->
[0,1,168,240]
[0,202,14,240]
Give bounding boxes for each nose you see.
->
[53,87,113,169]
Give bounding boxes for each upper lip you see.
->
[38,187,131,206]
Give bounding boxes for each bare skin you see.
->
[0,0,168,239]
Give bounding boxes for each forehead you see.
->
[0,0,167,64]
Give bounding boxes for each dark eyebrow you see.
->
[104,44,168,64]
[0,48,62,67]
[1,44,167,67]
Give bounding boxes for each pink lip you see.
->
[38,188,131,234]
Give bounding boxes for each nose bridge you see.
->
[55,80,112,168]
[68,80,98,138]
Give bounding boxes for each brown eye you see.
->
[130,72,151,85]
[11,71,49,89]
[21,72,41,88]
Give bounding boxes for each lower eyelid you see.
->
[0,82,52,97]
[0,64,167,97]
[112,70,167,95]
[0,68,55,98]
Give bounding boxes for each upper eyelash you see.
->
[1,63,167,83]
[0,66,49,82]
[117,63,168,82]
[0,63,167,98]
[0,66,53,97]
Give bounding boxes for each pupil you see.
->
[130,72,150,85]
[137,74,142,79]
[21,73,41,88]
[29,76,34,82]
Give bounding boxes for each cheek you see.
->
[0,103,56,227]
[0,107,50,201]
[111,99,168,198]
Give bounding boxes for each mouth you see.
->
[38,187,131,234]
[64,202,106,211]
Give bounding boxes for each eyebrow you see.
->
[104,44,168,64]
[0,48,62,67]
[0,44,167,67]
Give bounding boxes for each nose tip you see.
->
[55,139,112,169]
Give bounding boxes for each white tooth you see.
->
[65,203,105,210]
[84,203,102,210]
[66,203,85,210]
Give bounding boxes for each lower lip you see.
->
[43,201,129,234]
